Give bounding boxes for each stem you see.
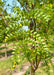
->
[5,43,7,58]
[31,65,35,75]
[26,0,29,11]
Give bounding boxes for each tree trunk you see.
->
[30,66,35,75]
[5,43,7,58]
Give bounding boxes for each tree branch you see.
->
[26,0,29,11]
[0,14,8,27]
[46,20,51,32]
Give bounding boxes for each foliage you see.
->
[0,0,54,75]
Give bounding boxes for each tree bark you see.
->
[30,66,35,75]
[5,43,7,58]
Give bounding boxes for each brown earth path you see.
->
[12,62,30,75]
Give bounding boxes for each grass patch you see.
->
[36,63,54,75]
[0,57,13,75]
